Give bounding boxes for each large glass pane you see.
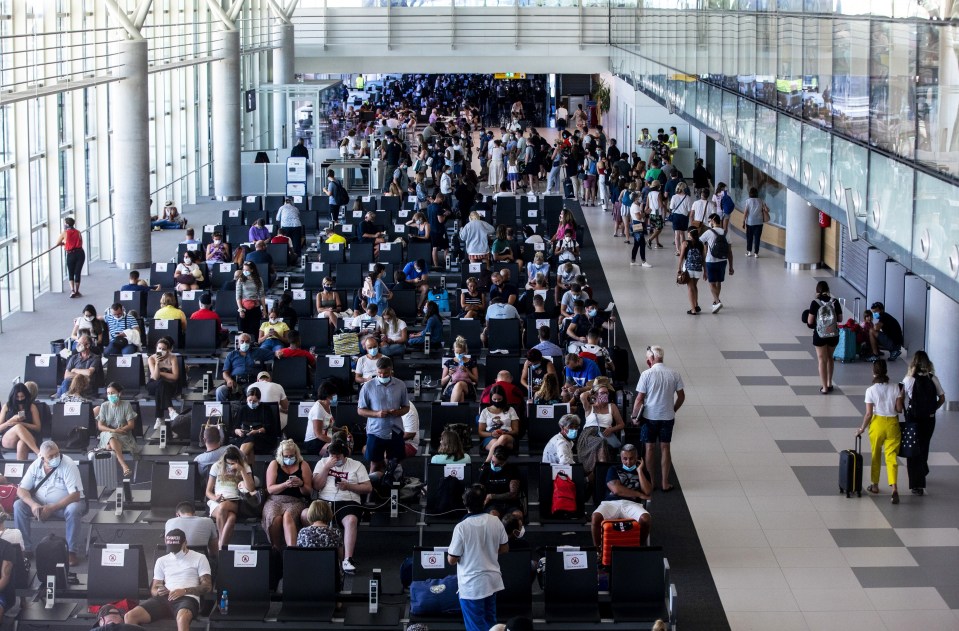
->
[722,91,738,142]
[0,105,11,164]
[832,19,870,142]
[755,105,776,166]
[830,137,867,217]
[708,84,723,132]
[803,17,832,128]
[869,21,916,158]
[801,123,831,201]
[915,22,958,178]
[914,173,959,301]
[29,159,46,227]
[867,153,914,265]
[777,17,803,117]
[730,159,786,226]
[0,168,9,239]
[737,97,755,155]
[776,114,801,179]
[755,15,777,108]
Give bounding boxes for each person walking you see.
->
[55,217,85,298]
[631,346,685,492]
[901,351,946,495]
[856,359,904,504]
[806,281,842,394]
[698,213,734,313]
[677,228,705,314]
[447,483,509,631]
[628,190,651,268]
[741,187,768,257]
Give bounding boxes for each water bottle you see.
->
[219,589,228,615]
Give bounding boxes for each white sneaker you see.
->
[753,252,759,258]
[641,262,652,268]
[630,261,640,266]
[168,409,179,422]
[154,418,164,430]
[342,558,356,573]
[711,302,723,313]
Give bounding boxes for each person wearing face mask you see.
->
[215,333,273,403]
[357,357,411,475]
[631,345,685,492]
[154,292,188,331]
[401,258,431,310]
[70,304,107,354]
[56,333,103,398]
[590,444,652,557]
[256,308,289,353]
[355,337,385,385]
[173,254,202,291]
[578,377,626,476]
[263,440,312,550]
[407,300,444,350]
[205,231,230,264]
[92,382,138,477]
[188,293,226,345]
[441,337,479,403]
[229,387,280,465]
[204,446,257,549]
[304,382,337,456]
[123,529,212,631]
[13,441,87,566]
[380,307,409,358]
[478,386,520,462]
[405,211,431,244]
[500,514,530,553]
[477,447,525,525]
[864,301,904,362]
[54,217,85,298]
[542,414,581,466]
[248,371,289,428]
[578,327,614,375]
[147,337,180,430]
[102,303,140,356]
[235,261,267,336]
[0,383,42,461]
[312,439,372,573]
[314,277,343,330]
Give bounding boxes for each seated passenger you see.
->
[380,307,408,357]
[205,232,230,263]
[70,304,106,354]
[56,334,101,398]
[407,301,443,349]
[257,307,289,353]
[355,337,383,385]
[542,414,580,465]
[348,303,384,341]
[459,276,487,320]
[430,428,471,465]
[229,386,279,465]
[478,386,520,461]
[262,440,312,550]
[297,500,343,563]
[562,353,600,402]
[173,253,202,292]
[248,218,270,243]
[477,447,524,526]
[312,439,371,574]
[440,336,478,402]
[304,382,336,456]
[401,258,430,309]
[578,327,613,374]
[205,445,256,550]
[521,348,557,395]
[533,373,563,405]
[165,501,218,558]
[491,224,517,265]
[0,383,41,460]
[406,212,431,243]
[480,371,526,406]
[189,293,226,346]
[59,373,91,404]
[314,277,342,330]
[526,251,550,289]
[93,382,139,477]
[147,336,180,429]
[578,377,626,476]
[154,292,187,331]
[193,426,228,476]
[590,444,651,562]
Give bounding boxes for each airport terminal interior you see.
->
[1,1,959,630]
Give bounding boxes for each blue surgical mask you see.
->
[107,394,120,404]
[872,311,880,320]
[376,376,391,385]
[242,270,251,277]
[587,309,597,317]
[47,457,61,469]
[368,347,379,356]
[622,463,637,472]
[330,395,338,406]
[566,429,578,440]
[282,456,296,466]
[248,401,259,409]
[239,342,250,352]
[489,464,503,472]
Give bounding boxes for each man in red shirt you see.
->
[480,370,526,406]
[189,294,225,345]
[274,331,316,370]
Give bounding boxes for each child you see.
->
[507,154,519,194]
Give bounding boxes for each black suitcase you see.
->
[839,435,863,498]
[563,178,575,199]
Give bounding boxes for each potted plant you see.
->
[592,78,611,125]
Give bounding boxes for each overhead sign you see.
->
[494,73,527,80]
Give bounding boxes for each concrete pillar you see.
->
[272,23,295,150]
[113,40,152,269]
[212,29,241,200]
[927,288,959,410]
[784,189,821,270]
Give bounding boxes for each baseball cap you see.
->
[97,604,122,620]
[164,529,185,546]
[257,371,271,380]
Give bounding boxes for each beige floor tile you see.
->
[802,610,886,631]
[712,567,790,590]
[773,546,849,568]
[840,547,918,567]
[727,611,810,631]
[878,609,959,630]
[865,587,949,611]
[718,588,801,612]
[791,587,874,611]
[782,566,862,590]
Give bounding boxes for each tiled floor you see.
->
[579,203,959,630]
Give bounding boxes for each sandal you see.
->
[122,467,133,478]
[891,491,900,504]
[867,484,880,494]
[820,387,829,395]
[686,309,698,315]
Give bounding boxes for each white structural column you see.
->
[212,29,241,200]
[272,22,295,149]
[927,288,959,410]
[784,189,821,270]
[113,39,152,269]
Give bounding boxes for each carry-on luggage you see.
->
[563,178,575,199]
[601,518,643,566]
[88,449,119,491]
[839,435,863,498]
[833,327,858,363]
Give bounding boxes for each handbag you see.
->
[676,270,690,285]
[200,408,225,443]
[0,484,18,514]
[552,472,577,515]
[409,575,460,616]
[241,299,258,310]
[898,422,920,458]
[332,332,360,356]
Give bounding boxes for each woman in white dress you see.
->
[488,139,505,188]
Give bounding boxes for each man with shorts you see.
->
[357,357,410,475]
[631,345,685,492]
[698,213,734,313]
[477,447,525,527]
[125,529,211,631]
[590,444,652,557]
[313,439,372,574]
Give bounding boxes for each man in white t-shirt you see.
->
[555,104,569,131]
[304,382,336,455]
[447,484,509,631]
[631,345,685,493]
[164,502,217,558]
[125,529,212,631]
[697,212,734,313]
[542,414,580,465]
[248,371,289,428]
[313,440,372,574]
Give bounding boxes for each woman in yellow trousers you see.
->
[856,359,905,504]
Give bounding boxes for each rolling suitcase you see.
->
[88,449,119,492]
[839,435,863,498]
[563,177,575,199]
[833,327,858,363]
[601,518,643,566]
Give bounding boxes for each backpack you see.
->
[35,533,69,581]
[685,246,704,272]
[815,299,839,338]
[551,471,577,516]
[332,180,349,206]
[433,474,465,514]
[427,288,450,313]
[706,229,729,260]
[905,374,939,422]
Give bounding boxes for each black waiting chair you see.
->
[209,547,272,622]
[610,546,675,625]
[138,462,200,521]
[277,547,337,622]
[24,354,65,396]
[86,544,150,604]
[543,546,600,623]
